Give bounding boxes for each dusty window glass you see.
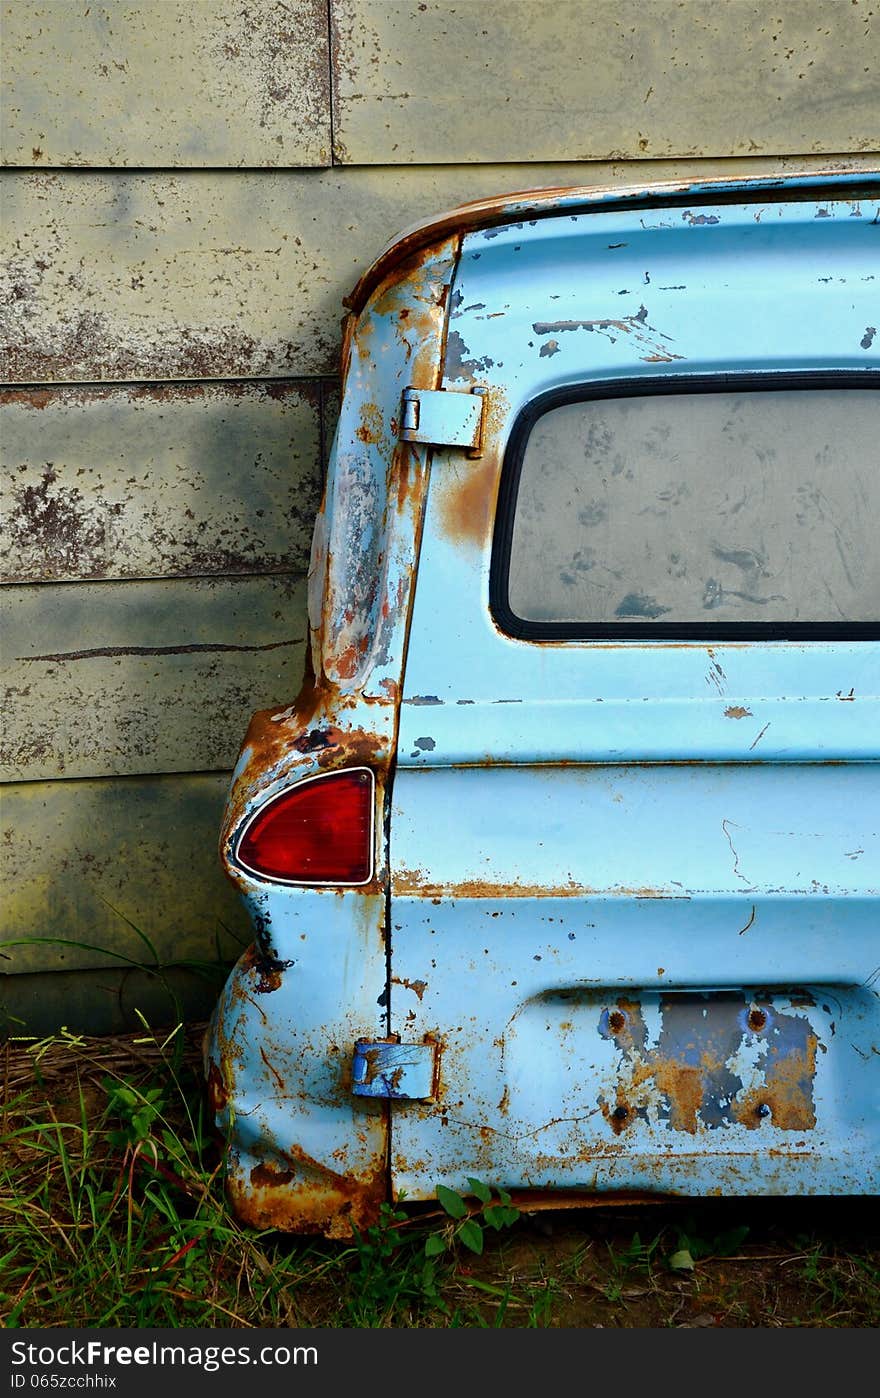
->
[506,388,879,631]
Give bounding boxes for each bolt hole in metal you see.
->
[612,1105,630,1122]
[748,1008,767,1032]
[608,1010,627,1034]
[756,1103,772,1119]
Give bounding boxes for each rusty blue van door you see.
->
[208,172,880,1234]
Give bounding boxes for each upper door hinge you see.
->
[399,387,487,455]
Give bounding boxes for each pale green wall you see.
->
[1,1,876,1030]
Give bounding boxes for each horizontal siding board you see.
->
[0,774,250,974]
[1,0,331,168]
[1,380,324,584]
[331,0,880,164]
[4,155,877,383]
[1,574,307,781]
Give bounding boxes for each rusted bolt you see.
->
[612,1105,629,1122]
[608,1010,627,1034]
[755,1102,772,1119]
[748,1008,767,1032]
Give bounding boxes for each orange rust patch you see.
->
[433,384,510,551]
[333,643,361,681]
[392,870,684,900]
[395,442,428,514]
[393,869,581,898]
[732,1034,818,1131]
[355,401,384,445]
[230,1139,387,1237]
[2,387,54,410]
[259,1046,286,1093]
[724,705,753,719]
[392,976,428,1001]
[436,450,498,551]
[315,725,384,770]
[651,1060,705,1134]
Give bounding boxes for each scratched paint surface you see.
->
[1,382,324,583]
[1,575,307,781]
[1,0,331,167]
[207,176,879,1230]
[4,158,877,383]
[398,195,880,765]
[388,764,880,1196]
[331,0,879,164]
[206,236,459,1232]
[388,184,879,1202]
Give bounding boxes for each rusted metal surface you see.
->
[0,773,250,975]
[1,1,331,167]
[597,995,818,1135]
[398,189,880,766]
[209,175,879,1228]
[330,1,879,165]
[1,381,323,584]
[209,921,390,1236]
[4,159,875,383]
[388,182,878,1202]
[1,575,307,781]
[346,163,880,312]
[207,235,461,1233]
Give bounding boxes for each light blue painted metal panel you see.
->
[208,175,880,1233]
[390,187,880,1201]
[399,196,880,765]
[389,769,880,1197]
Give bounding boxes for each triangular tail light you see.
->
[234,768,375,885]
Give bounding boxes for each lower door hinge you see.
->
[352,1037,440,1101]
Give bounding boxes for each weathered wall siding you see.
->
[2,1,876,1002]
[1,1,332,168]
[1,381,325,584]
[1,574,307,782]
[0,774,250,974]
[4,154,877,383]
[331,0,880,164]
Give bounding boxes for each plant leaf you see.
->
[458,1219,484,1255]
[467,1177,492,1205]
[436,1184,468,1219]
[424,1233,447,1258]
[669,1248,695,1272]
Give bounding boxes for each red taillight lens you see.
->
[235,768,374,885]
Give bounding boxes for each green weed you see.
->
[1,1025,878,1328]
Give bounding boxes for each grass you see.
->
[1,1023,878,1328]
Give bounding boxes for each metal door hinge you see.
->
[352,1037,440,1100]
[399,387,487,455]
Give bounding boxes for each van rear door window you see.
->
[499,383,879,640]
